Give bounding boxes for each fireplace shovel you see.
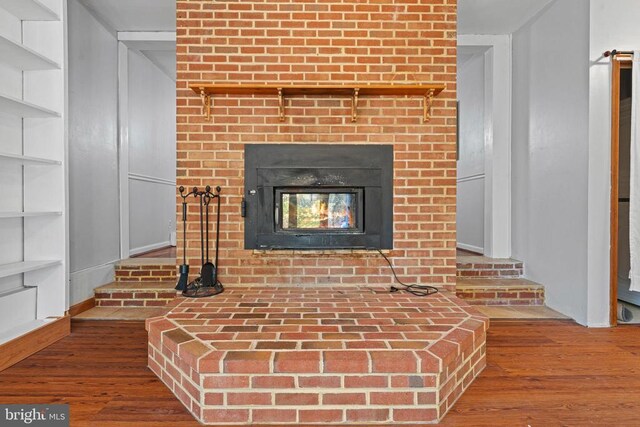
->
[183,186,223,298]
[201,186,223,293]
[175,186,191,291]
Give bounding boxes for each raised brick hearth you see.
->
[146,287,488,425]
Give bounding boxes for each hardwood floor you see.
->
[0,320,639,426]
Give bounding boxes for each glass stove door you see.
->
[276,189,363,232]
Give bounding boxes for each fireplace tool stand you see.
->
[182,185,224,298]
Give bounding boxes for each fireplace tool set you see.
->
[176,185,224,298]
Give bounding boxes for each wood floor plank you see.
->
[0,319,639,426]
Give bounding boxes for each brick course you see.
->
[115,263,177,283]
[456,258,524,278]
[95,284,178,307]
[456,278,545,306]
[176,0,458,289]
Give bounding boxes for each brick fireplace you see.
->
[152,1,480,425]
[176,0,458,288]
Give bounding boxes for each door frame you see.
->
[610,57,633,326]
[117,40,130,259]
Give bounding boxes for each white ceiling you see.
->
[458,0,555,35]
[78,0,176,81]
[77,0,175,32]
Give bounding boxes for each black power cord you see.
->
[377,249,439,297]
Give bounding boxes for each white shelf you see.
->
[0,34,59,70]
[0,93,59,118]
[0,212,61,218]
[0,260,61,279]
[0,152,61,165]
[0,318,54,345]
[0,0,59,21]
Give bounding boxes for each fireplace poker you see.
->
[175,186,196,291]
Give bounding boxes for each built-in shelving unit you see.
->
[0,212,62,218]
[190,83,446,122]
[0,33,60,70]
[0,0,67,358]
[0,261,61,280]
[0,93,60,118]
[0,0,59,21]
[0,152,61,165]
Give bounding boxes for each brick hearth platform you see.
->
[146,287,488,425]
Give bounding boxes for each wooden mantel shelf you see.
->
[189,83,445,122]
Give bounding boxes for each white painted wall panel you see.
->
[511,0,590,324]
[127,48,176,254]
[129,179,174,254]
[458,54,485,179]
[457,178,484,253]
[457,53,485,252]
[68,0,119,304]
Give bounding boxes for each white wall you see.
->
[127,48,176,254]
[457,53,485,253]
[511,0,590,324]
[68,0,119,304]
[588,0,640,325]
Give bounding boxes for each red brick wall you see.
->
[177,0,457,289]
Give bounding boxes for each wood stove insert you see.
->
[244,144,393,250]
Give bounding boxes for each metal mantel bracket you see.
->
[199,87,212,121]
[351,88,360,122]
[423,89,434,122]
[278,88,285,122]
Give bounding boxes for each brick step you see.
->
[95,281,178,307]
[456,278,544,306]
[456,255,524,278]
[114,257,177,283]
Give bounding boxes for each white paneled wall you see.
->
[511,0,590,325]
[127,48,176,255]
[0,0,67,343]
[457,53,485,253]
[67,0,119,305]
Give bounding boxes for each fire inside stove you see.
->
[278,189,362,231]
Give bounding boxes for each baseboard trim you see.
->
[457,243,484,254]
[0,316,70,372]
[67,297,95,317]
[70,261,117,305]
